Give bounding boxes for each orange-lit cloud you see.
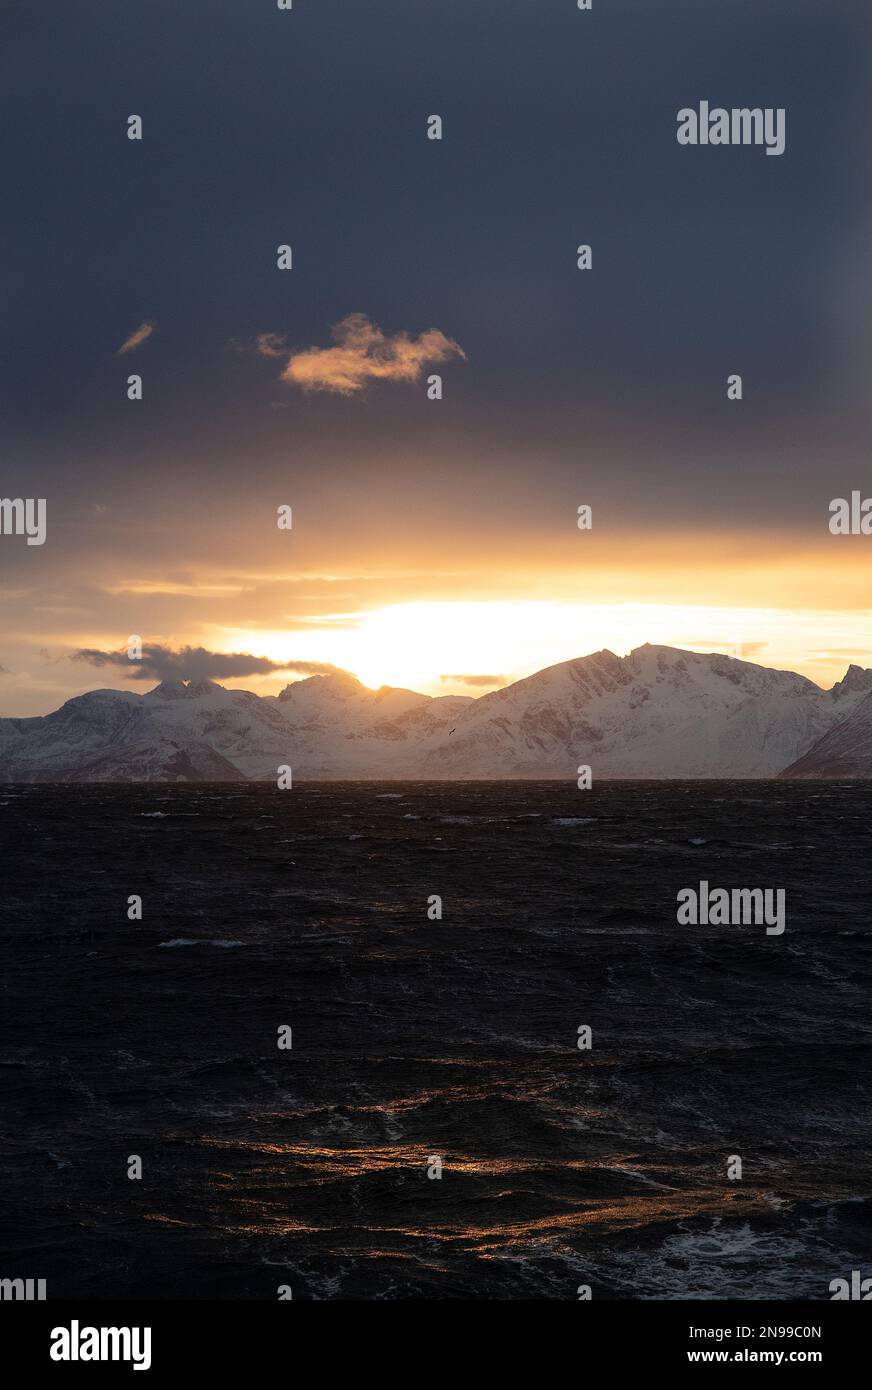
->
[440,673,507,687]
[116,320,155,355]
[260,314,465,394]
[4,517,872,715]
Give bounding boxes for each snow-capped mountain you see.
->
[1,645,871,782]
[270,670,431,727]
[0,679,298,782]
[264,671,474,776]
[827,663,872,706]
[780,687,872,779]
[414,645,871,779]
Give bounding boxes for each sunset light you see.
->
[215,601,872,697]
[5,0,872,1332]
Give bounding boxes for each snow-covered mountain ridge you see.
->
[2,645,871,781]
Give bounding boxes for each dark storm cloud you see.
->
[72,645,348,682]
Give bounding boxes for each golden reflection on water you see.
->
[142,1134,797,1249]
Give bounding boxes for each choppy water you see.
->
[1,781,871,1299]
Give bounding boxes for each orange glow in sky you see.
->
[215,600,872,697]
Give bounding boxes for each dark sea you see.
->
[2,781,871,1301]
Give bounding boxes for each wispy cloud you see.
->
[440,673,507,688]
[103,579,250,597]
[72,644,351,683]
[252,332,287,359]
[116,320,156,356]
[254,313,465,395]
[683,639,770,657]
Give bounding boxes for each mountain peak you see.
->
[184,679,223,698]
[830,664,872,702]
[145,678,225,701]
[146,680,189,700]
[276,670,366,703]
